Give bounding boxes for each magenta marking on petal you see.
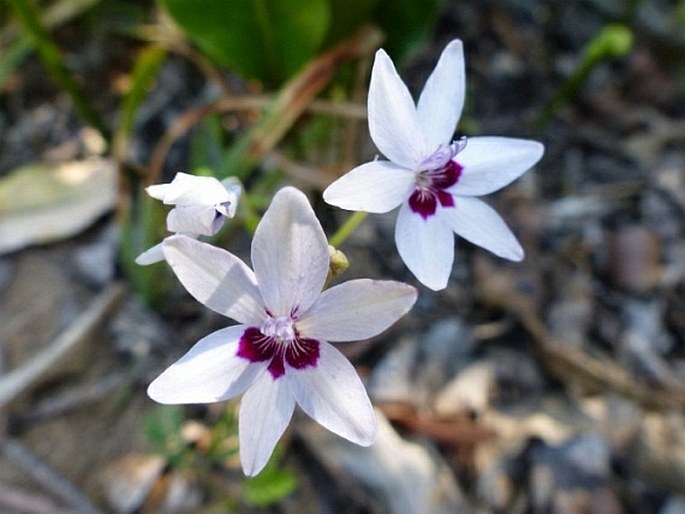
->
[408,159,462,219]
[268,351,286,378]
[237,324,321,379]
[437,190,455,208]
[237,327,274,362]
[285,335,320,370]
[409,190,437,219]
[433,160,462,188]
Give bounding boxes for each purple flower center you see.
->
[237,312,320,379]
[409,138,466,220]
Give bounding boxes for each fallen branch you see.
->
[0,480,74,514]
[474,257,685,410]
[0,438,104,513]
[0,283,126,410]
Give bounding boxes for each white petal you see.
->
[394,202,455,291]
[297,279,417,341]
[156,172,234,206]
[163,235,265,325]
[239,373,296,476]
[135,243,164,265]
[147,325,266,404]
[452,137,544,196]
[368,49,426,168]
[145,182,171,201]
[417,39,465,150]
[219,176,242,217]
[443,196,523,261]
[287,341,377,446]
[251,187,329,317]
[323,161,415,213]
[166,205,223,236]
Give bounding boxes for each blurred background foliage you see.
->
[1,0,445,306]
[2,0,685,511]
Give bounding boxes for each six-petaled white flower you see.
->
[135,172,241,265]
[323,39,544,290]
[147,187,417,476]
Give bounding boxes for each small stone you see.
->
[72,223,118,287]
[99,454,165,513]
[608,224,661,293]
[659,496,685,514]
[369,337,420,405]
[109,297,171,359]
[434,361,494,416]
[303,409,465,514]
[144,471,203,513]
[587,487,625,514]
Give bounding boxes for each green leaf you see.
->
[6,0,107,135]
[159,0,331,85]
[113,45,167,162]
[142,405,188,467]
[324,0,380,46]
[243,448,297,507]
[374,0,443,60]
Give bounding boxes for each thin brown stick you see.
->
[10,372,131,427]
[0,283,126,410]
[474,257,685,410]
[0,438,104,513]
[0,481,74,514]
[147,95,366,184]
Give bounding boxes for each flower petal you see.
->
[162,235,264,325]
[287,341,377,446]
[451,137,544,196]
[394,202,455,291]
[239,373,296,476]
[145,182,171,201]
[368,49,426,168]
[297,279,417,342]
[219,176,242,217]
[166,204,223,236]
[251,187,329,317]
[323,161,414,213]
[443,196,524,261]
[149,172,235,206]
[135,242,164,265]
[417,39,465,150]
[147,325,266,404]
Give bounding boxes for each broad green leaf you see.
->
[159,0,331,85]
[243,445,297,506]
[374,0,443,61]
[324,0,380,46]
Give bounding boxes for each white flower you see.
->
[323,40,544,291]
[135,172,241,265]
[147,187,417,476]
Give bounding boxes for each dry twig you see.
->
[474,257,685,410]
[0,438,104,513]
[0,481,74,514]
[0,283,126,410]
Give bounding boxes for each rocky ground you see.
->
[1,0,685,513]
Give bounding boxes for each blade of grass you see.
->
[534,23,633,131]
[0,37,32,90]
[0,0,102,91]
[112,45,167,164]
[6,0,107,136]
[217,24,383,180]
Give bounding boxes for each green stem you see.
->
[6,0,107,136]
[328,211,368,248]
[534,23,632,132]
